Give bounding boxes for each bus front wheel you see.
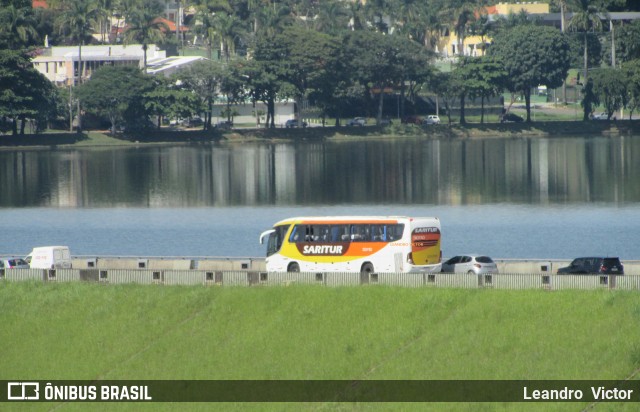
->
[361,263,374,275]
[288,262,300,273]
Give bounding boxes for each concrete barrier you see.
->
[71,256,267,272]
[66,257,640,276]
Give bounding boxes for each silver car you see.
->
[423,115,441,125]
[346,117,366,126]
[1,258,30,269]
[441,255,498,275]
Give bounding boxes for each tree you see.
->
[56,0,98,82]
[251,32,291,128]
[268,26,340,126]
[218,59,248,122]
[394,0,438,49]
[249,0,292,37]
[0,50,57,135]
[314,0,349,36]
[344,30,424,125]
[95,0,116,44]
[75,65,155,134]
[179,60,224,130]
[191,0,233,60]
[455,56,507,124]
[144,76,202,128]
[622,59,640,119]
[124,0,169,72]
[364,0,390,33]
[430,71,462,126]
[580,77,599,120]
[0,0,39,49]
[552,0,569,103]
[345,0,366,31]
[617,20,640,63]
[568,0,608,82]
[209,12,246,61]
[488,25,571,122]
[590,67,627,119]
[56,0,99,132]
[452,1,479,57]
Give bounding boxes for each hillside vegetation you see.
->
[1,281,639,411]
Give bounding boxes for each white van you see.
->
[25,246,72,269]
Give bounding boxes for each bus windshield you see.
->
[266,225,289,257]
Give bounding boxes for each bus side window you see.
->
[318,225,330,242]
[387,224,404,241]
[351,224,371,242]
[330,226,341,242]
[372,224,386,241]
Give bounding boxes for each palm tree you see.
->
[568,0,608,83]
[57,0,98,84]
[314,0,349,35]
[56,0,99,132]
[191,0,232,60]
[124,0,169,72]
[250,1,292,38]
[452,3,477,57]
[554,0,568,32]
[393,0,431,46]
[553,0,569,103]
[210,12,245,61]
[345,0,366,31]
[95,0,115,44]
[364,0,390,33]
[0,3,39,49]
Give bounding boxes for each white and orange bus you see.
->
[259,216,442,274]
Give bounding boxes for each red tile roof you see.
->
[154,17,189,33]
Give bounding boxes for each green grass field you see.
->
[1,281,639,411]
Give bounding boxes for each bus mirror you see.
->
[259,229,275,245]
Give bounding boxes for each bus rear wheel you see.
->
[360,263,374,275]
[287,262,300,273]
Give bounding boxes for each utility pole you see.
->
[561,2,567,104]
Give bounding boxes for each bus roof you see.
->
[271,216,440,226]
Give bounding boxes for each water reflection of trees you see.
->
[0,137,638,207]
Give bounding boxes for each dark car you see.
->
[285,119,307,128]
[216,120,233,130]
[186,117,204,127]
[401,115,423,125]
[557,257,624,275]
[500,113,524,123]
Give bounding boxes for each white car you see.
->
[591,112,608,120]
[441,255,498,275]
[423,115,441,125]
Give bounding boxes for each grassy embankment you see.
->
[1,281,640,411]
[0,119,638,149]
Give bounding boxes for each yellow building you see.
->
[439,2,550,57]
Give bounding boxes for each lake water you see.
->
[1,136,639,260]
